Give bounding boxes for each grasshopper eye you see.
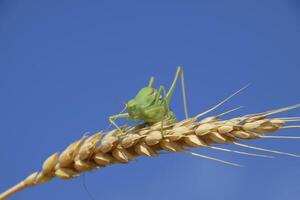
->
[131,105,137,110]
[127,100,138,112]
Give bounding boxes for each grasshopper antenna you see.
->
[119,99,127,107]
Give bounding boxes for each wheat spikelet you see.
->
[1,104,300,199]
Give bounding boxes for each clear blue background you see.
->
[1,1,300,200]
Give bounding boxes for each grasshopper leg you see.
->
[109,113,129,136]
[155,85,168,138]
[166,66,189,119]
[148,76,155,87]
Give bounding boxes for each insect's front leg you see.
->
[109,113,129,136]
[156,86,167,138]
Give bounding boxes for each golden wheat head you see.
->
[1,102,300,200]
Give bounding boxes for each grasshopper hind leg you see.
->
[166,66,189,120]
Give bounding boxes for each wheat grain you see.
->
[0,104,300,200]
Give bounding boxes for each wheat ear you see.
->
[1,104,300,200]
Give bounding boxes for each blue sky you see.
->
[1,1,300,200]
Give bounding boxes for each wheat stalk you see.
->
[1,104,300,199]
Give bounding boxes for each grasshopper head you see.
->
[126,100,141,120]
[126,87,157,119]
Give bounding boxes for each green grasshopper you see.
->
[109,66,188,135]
